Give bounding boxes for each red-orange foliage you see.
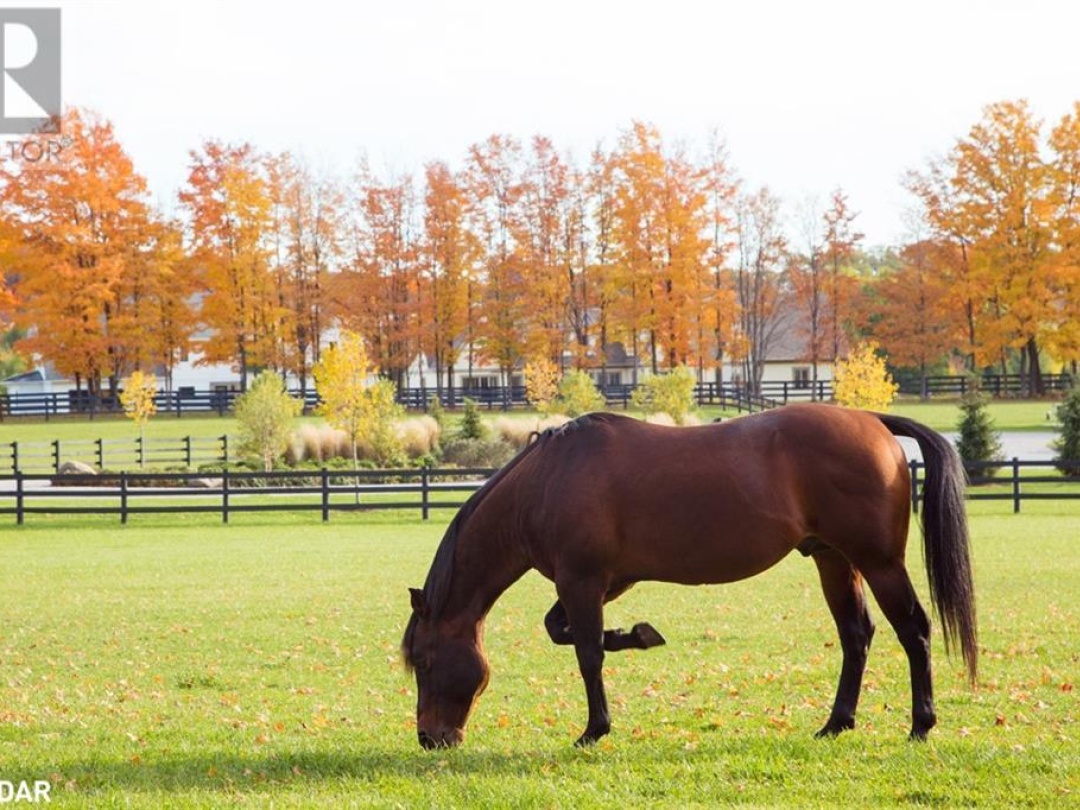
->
[420,161,477,392]
[179,140,281,390]
[332,165,420,387]
[863,241,963,396]
[0,109,183,395]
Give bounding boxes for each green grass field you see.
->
[0,414,236,444]
[889,399,1060,433]
[1,503,1077,807]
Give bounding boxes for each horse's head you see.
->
[403,587,490,749]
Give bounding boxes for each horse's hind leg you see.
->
[812,548,875,737]
[605,622,666,651]
[862,563,936,740]
[544,597,666,652]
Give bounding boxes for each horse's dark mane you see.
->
[402,413,609,669]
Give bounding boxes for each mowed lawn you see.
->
[1,504,1078,807]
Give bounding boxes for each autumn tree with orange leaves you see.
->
[269,153,343,394]
[179,140,282,391]
[788,188,862,397]
[861,240,962,398]
[732,187,787,392]
[1046,101,1080,372]
[464,135,528,386]
[701,131,740,385]
[906,100,1065,393]
[420,161,477,397]
[333,165,421,387]
[608,122,713,375]
[518,136,574,364]
[585,145,620,382]
[0,109,183,397]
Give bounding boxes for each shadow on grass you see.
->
[9,746,590,798]
[7,734,824,799]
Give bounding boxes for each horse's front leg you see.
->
[554,581,611,745]
[544,601,575,645]
[544,600,667,651]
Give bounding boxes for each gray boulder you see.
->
[57,460,96,475]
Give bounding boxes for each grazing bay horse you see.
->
[402,405,977,749]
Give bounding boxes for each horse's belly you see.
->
[619,520,802,586]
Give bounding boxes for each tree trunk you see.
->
[1026,337,1044,397]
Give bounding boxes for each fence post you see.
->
[52,439,60,473]
[220,435,229,465]
[120,471,128,525]
[321,467,329,522]
[96,438,104,470]
[909,459,920,514]
[136,436,144,469]
[184,436,192,468]
[421,467,430,521]
[1012,457,1021,514]
[11,441,18,475]
[222,467,230,524]
[15,470,24,525]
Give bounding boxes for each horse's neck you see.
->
[440,508,530,626]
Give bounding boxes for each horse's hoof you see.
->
[814,718,855,738]
[631,623,666,649]
[909,711,936,741]
[574,725,610,747]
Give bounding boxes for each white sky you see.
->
[28,0,1080,246]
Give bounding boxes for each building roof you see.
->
[2,365,69,384]
[762,305,848,364]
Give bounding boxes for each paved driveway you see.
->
[896,431,1059,463]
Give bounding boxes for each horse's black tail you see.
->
[877,413,978,684]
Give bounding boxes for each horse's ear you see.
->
[409,587,429,618]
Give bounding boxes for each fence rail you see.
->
[0,390,321,420]
[0,467,493,525]
[2,435,229,475]
[3,373,1073,421]
[3,458,1079,524]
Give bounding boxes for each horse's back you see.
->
[516,406,911,585]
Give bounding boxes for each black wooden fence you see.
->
[0,390,321,420]
[3,458,1079,524]
[2,436,230,475]
[3,373,1073,421]
[0,467,492,525]
[908,458,1080,514]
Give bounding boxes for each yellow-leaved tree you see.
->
[631,365,698,424]
[524,357,560,415]
[314,331,404,467]
[120,370,158,466]
[832,343,898,411]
